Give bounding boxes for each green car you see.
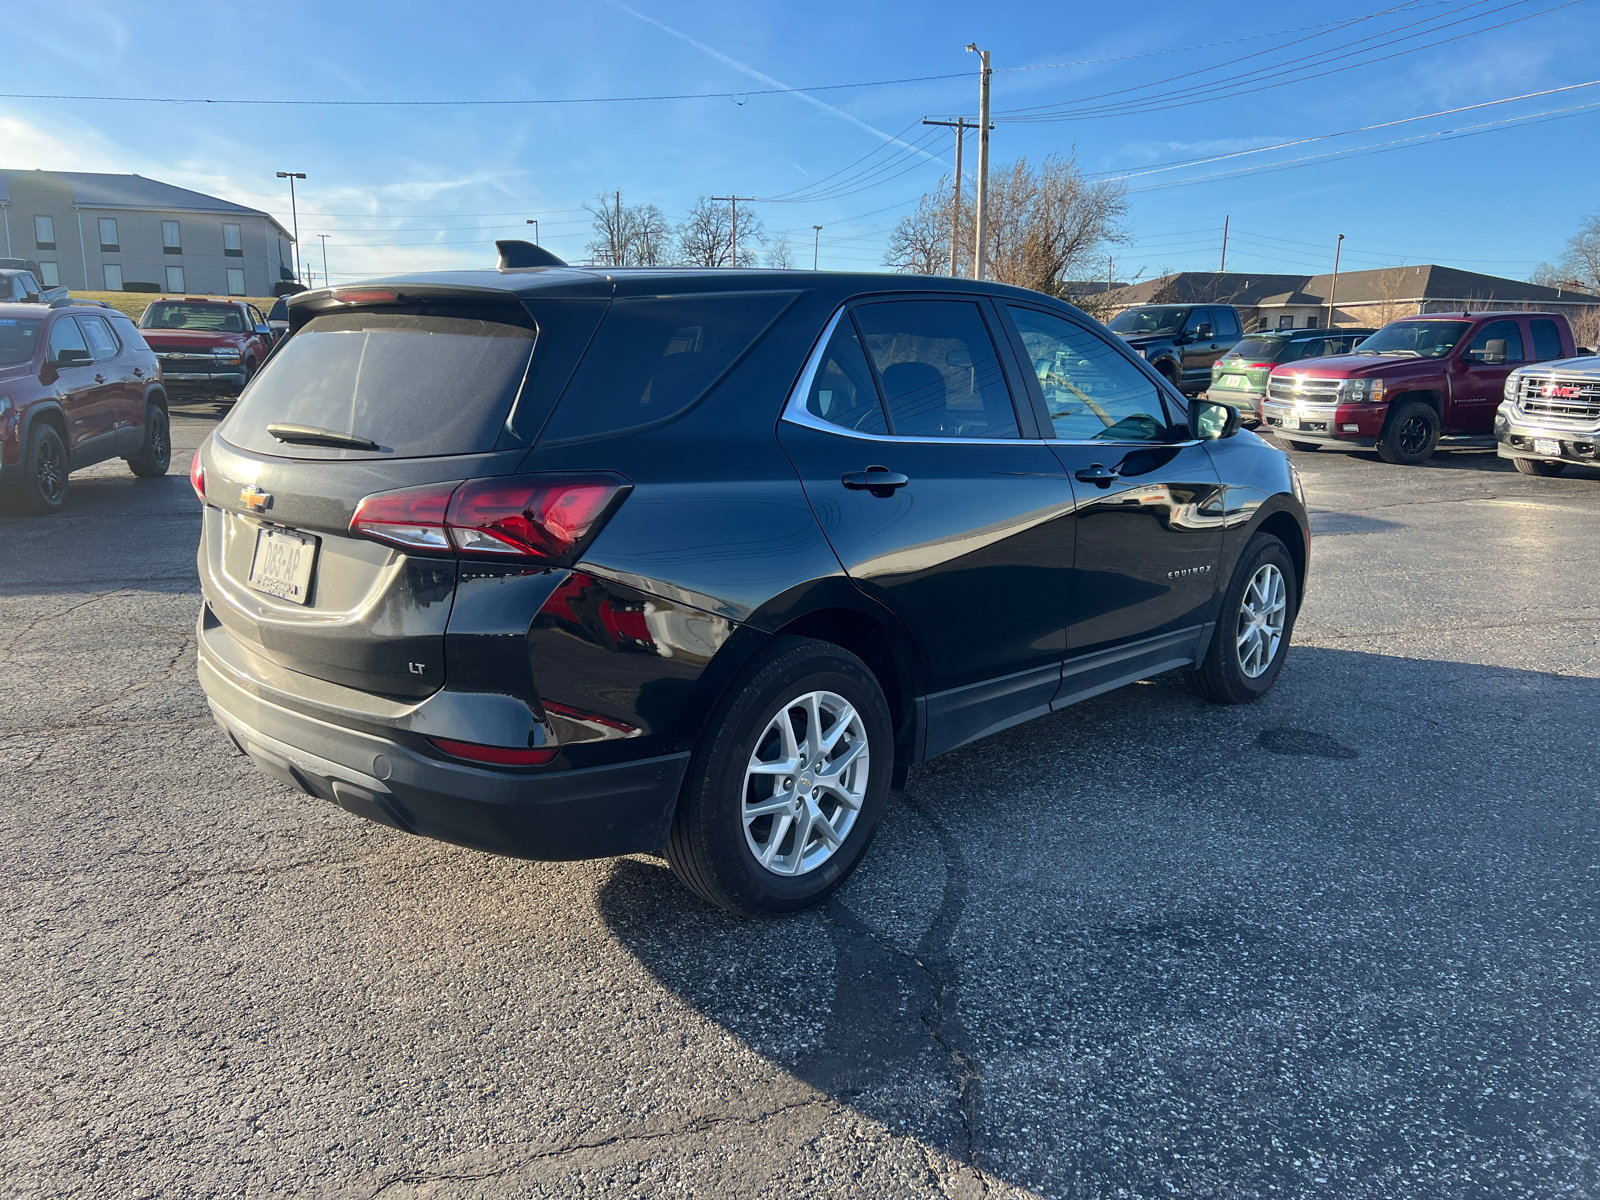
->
[1209,327,1376,420]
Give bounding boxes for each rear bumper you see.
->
[198,620,688,861]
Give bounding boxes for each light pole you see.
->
[275,171,306,283]
[812,225,823,270]
[318,234,330,288]
[526,218,540,245]
[966,44,992,282]
[1326,233,1345,329]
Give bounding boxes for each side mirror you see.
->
[1480,338,1508,365]
[254,323,272,337]
[54,347,93,367]
[1195,323,1213,341]
[24,291,39,303]
[1190,398,1241,441]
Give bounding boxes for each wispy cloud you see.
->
[606,1,942,165]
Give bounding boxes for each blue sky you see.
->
[4,0,1597,286]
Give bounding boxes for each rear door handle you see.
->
[841,465,910,496]
[132,368,144,377]
[1075,463,1121,488]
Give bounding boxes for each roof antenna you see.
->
[496,240,567,270]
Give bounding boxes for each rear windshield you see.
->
[0,317,43,365]
[537,292,795,442]
[220,311,535,459]
[140,302,246,333]
[1107,307,1186,336]
[1225,337,1287,362]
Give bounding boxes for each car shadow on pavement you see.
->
[597,646,1600,1198]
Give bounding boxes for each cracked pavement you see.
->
[2,414,1598,1198]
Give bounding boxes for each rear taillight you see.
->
[427,737,557,766]
[350,475,628,565]
[190,447,205,501]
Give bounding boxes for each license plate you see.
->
[1534,437,1562,457]
[1281,414,1299,430]
[248,526,318,604]
[1222,374,1246,388]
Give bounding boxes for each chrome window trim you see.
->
[783,303,1195,450]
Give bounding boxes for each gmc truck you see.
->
[1496,355,1600,477]
[1259,311,1576,465]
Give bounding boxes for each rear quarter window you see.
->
[537,292,796,443]
[220,310,536,460]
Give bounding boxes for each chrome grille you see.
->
[1266,375,1342,404]
[1518,374,1600,422]
[158,352,217,371]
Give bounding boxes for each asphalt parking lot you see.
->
[3,406,1598,1199]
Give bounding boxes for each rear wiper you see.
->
[266,422,380,451]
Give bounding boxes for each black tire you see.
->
[666,637,894,916]
[1285,440,1321,452]
[18,423,69,515]
[1156,363,1180,390]
[1185,533,1298,704]
[1513,456,1566,477]
[127,406,171,478]
[1376,399,1440,465]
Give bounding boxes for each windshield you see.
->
[1353,320,1470,358]
[1107,307,1187,337]
[0,317,43,365]
[140,302,245,333]
[1224,337,1287,362]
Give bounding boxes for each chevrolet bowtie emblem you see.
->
[239,486,272,512]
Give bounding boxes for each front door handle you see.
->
[94,374,106,383]
[1075,463,1120,488]
[841,465,910,497]
[132,367,144,377]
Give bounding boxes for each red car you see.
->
[0,300,169,513]
[1258,311,1577,464]
[136,297,274,401]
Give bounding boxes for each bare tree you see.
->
[1531,210,1600,294]
[885,153,1127,297]
[584,192,672,266]
[765,235,794,270]
[676,198,765,268]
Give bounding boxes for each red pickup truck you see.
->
[1258,311,1577,464]
[136,297,274,401]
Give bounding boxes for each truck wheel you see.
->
[1285,440,1321,452]
[1184,532,1297,705]
[666,637,892,916]
[1376,400,1440,465]
[19,424,69,515]
[1513,457,1566,477]
[127,406,171,478]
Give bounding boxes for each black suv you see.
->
[1107,304,1245,395]
[194,250,1309,914]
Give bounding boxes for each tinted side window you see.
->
[1468,320,1524,363]
[1009,305,1170,442]
[47,316,89,361]
[852,300,1018,439]
[78,313,121,360]
[1185,309,1212,335]
[1213,307,1241,339]
[1530,319,1564,361]
[805,318,888,435]
[541,293,794,442]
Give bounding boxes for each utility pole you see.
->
[318,234,330,287]
[275,171,306,283]
[710,196,754,267]
[1326,233,1345,329]
[812,225,823,270]
[614,190,623,265]
[966,44,992,281]
[923,116,976,276]
[525,218,540,245]
[1107,255,1113,300]
[1220,215,1230,272]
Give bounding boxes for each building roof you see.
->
[0,169,290,238]
[1107,266,1600,310]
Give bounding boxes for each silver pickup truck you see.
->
[0,266,70,305]
[1496,355,1600,476]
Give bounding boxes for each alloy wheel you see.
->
[35,438,65,503]
[1236,563,1287,679]
[1395,413,1431,455]
[741,689,869,876]
[151,414,170,466]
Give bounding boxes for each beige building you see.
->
[0,168,296,297]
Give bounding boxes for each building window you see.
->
[34,215,55,250]
[226,268,246,295]
[1304,314,1321,328]
[104,264,124,291]
[223,223,243,257]
[98,217,119,252]
[165,265,185,292]
[1277,315,1294,330]
[39,262,60,287]
[162,221,182,254]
